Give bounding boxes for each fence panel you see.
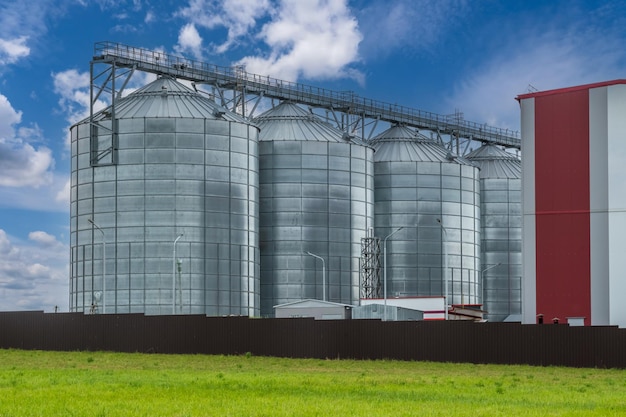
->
[1,312,626,368]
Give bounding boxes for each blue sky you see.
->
[1,0,625,312]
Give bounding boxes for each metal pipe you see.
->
[173,233,183,314]
[383,226,404,321]
[306,251,326,301]
[436,219,448,320]
[88,219,106,314]
[481,262,502,311]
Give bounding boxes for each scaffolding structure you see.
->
[90,41,521,155]
[360,231,381,299]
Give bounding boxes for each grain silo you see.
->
[69,76,260,316]
[371,125,481,307]
[466,144,521,322]
[254,102,374,316]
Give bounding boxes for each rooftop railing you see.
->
[94,41,521,148]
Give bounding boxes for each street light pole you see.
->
[306,251,326,301]
[173,233,183,314]
[481,262,502,310]
[436,218,448,320]
[383,226,404,321]
[88,219,106,314]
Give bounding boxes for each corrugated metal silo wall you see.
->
[259,141,374,316]
[481,176,522,321]
[70,117,260,317]
[2,312,626,368]
[374,160,481,304]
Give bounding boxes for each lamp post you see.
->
[88,218,106,314]
[383,226,404,321]
[306,251,326,301]
[173,233,183,314]
[177,258,183,313]
[481,262,502,311]
[436,218,448,320]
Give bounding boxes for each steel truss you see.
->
[360,230,381,299]
[90,41,521,155]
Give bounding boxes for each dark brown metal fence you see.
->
[1,311,625,368]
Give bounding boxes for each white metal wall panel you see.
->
[606,84,626,327]
[589,86,610,325]
[520,97,537,325]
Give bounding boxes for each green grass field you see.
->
[0,349,625,416]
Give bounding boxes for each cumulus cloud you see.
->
[216,0,271,53]
[236,0,363,82]
[0,36,30,65]
[55,178,71,207]
[176,23,204,60]
[177,0,270,55]
[0,94,54,187]
[53,66,156,126]
[53,69,92,124]
[29,231,63,248]
[0,229,68,312]
[53,69,104,149]
[0,176,69,213]
[0,1,79,69]
[175,0,362,82]
[0,94,21,137]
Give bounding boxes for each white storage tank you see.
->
[371,125,481,306]
[254,102,374,316]
[69,76,260,316]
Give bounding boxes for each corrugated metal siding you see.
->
[2,312,626,367]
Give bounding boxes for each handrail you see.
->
[93,41,521,148]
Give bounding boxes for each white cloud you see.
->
[53,69,92,124]
[216,0,271,53]
[52,67,155,150]
[0,176,69,213]
[236,0,363,82]
[0,36,30,65]
[145,10,155,23]
[0,229,68,312]
[0,141,53,187]
[175,0,362,82]
[29,231,62,248]
[53,69,103,149]
[0,94,21,137]
[0,94,54,187]
[177,0,270,54]
[176,23,204,60]
[55,178,71,207]
[0,1,79,68]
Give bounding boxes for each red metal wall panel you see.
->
[534,90,591,325]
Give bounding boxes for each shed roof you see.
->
[273,299,353,309]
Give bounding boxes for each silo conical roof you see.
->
[254,102,345,142]
[371,125,474,165]
[84,76,247,123]
[466,143,521,178]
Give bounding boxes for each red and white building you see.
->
[518,80,626,327]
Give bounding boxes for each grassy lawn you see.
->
[0,349,625,416]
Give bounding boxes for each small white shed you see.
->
[274,299,353,320]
